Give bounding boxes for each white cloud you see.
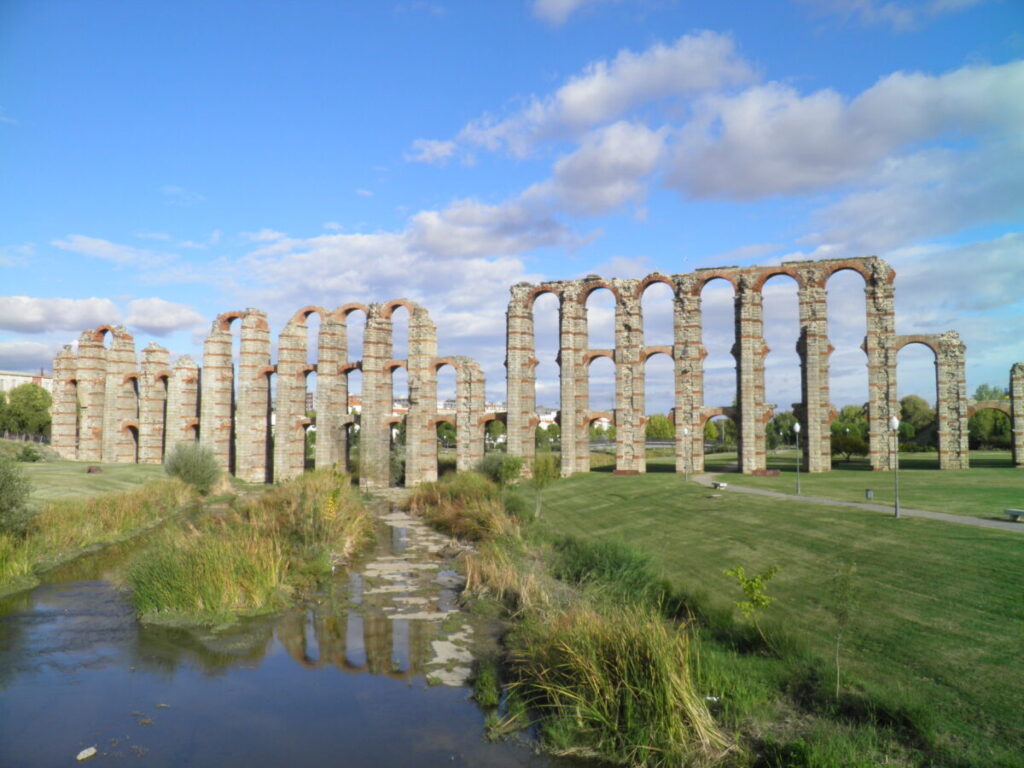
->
[406,138,457,165]
[670,61,1024,200]
[0,341,60,372]
[159,184,204,206]
[0,296,120,333]
[356,188,374,197]
[242,229,288,242]
[532,0,611,25]
[125,298,205,336]
[524,121,666,215]
[51,234,171,267]
[0,243,35,266]
[323,222,343,231]
[415,31,755,159]
[799,0,986,31]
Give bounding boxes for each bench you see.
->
[1006,509,1023,522]
[711,481,728,490]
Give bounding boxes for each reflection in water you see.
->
[0,506,564,767]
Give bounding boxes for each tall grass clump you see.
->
[475,454,524,486]
[129,469,373,624]
[406,471,518,541]
[1,478,192,592]
[164,441,221,495]
[552,537,674,609]
[0,454,33,536]
[509,603,730,767]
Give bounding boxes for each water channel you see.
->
[0,507,566,767]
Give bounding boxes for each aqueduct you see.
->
[49,256,1024,484]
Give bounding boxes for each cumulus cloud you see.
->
[125,298,205,336]
[414,31,755,159]
[406,138,457,165]
[524,121,666,215]
[670,61,1024,200]
[0,341,60,372]
[532,0,612,25]
[0,296,120,333]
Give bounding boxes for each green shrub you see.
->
[0,454,33,536]
[406,471,517,541]
[552,536,672,608]
[476,454,523,486]
[502,488,528,520]
[164,441,221,495]
[16,445,41,463]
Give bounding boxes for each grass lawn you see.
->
[536,471,1023,766]
[638,449,1022,521]
[22,461,168,505]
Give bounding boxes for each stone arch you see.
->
[751,267,803,293]
[122,422,140,464]
[967,400,1011,418]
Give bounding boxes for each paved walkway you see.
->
[693,474,1024,533]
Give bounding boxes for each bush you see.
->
[552,537,672,608]
[0,454,33,536]
[164,441,221,495]
[16,445,41,463]
[406,471,517,541]
[476,454,523,486]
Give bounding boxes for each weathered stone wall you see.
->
[139,343,170,464]
[1011,363,1024,468]
[50,346,78,460]
[504,256,974,477]
[165,355,199,448]
[200,312,241,472]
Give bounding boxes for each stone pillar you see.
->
[933,332,970,470]
[455,357,486,472]
[236,310,272,483]
[734,275,768,474]
[505,284,537,472]
[165,355,199,448]
[79,330,108,462]
[674,275,704,473]
[360,304,393,490]
[315,316,346,471]
[1011,363,1024,468]
[101,328,138,463]
[405,308,438,486]
[558,283,585,477]
[200,313,240,473]
[274,314,309,482]
[614,280,645,473]
[139,343,170,464]
[50,346,78,460]
[796,268,832,473]
[864,259,898,471]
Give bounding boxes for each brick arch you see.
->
[967,400,1011,418]
[290,305,330,324]
[386,360,408,372]
[122,372,140,384]
[643,346,673,362]
[636,273,675,299]
[380,298,421,319]
[432,357,463,373]
[385,415,405,426]
[694,271,738,295]
[752,267,802,292]
[893,336,940,357]
[579,279,622,305]
[90,324,131,344]
[822,261,874,286]
[584,411,613,426]
[524,285,563,310]
[700,407,738,426]
[332,303,370,321]
[585,350,614,365]
[477,412,506,428]
[429,415,456,429]
[214,311,245,332]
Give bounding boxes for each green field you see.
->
[21,460,167,504]
[639,449,1022,521]
[536,471,1023,766]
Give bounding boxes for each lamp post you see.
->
[890,415,901,518]
[793,421,802,495]
[683,426,691,482]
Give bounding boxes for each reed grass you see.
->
[406,471,519,541]
[128,469,373,624]
[0,478,193,592]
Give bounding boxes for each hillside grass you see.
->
[536,470,1023,767]
[22,460,167,504]
[640,449,1020,521]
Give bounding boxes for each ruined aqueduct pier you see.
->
[48,256,1024,485]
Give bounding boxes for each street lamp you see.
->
[682,426,691,482]
[890,415,901,518]
[793,421,802,495]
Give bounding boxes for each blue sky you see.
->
[2,0,1022,413]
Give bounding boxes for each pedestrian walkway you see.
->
[692,474,1023,533]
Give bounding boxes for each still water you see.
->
[0,513,562,767]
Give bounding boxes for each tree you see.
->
[826,562,858,700]
[546,422,561,446]
[485,419,506,446]
[766,410,797,450]
[830,429,868,462]
[973,383,1009,401]
[723,564,779,646]
[437,421,456,448]
[703,420,718,443]
[5,383,52,437]
[0,454,33,535]
[900,395,935,433]
[531,453,560,519]
[0,391,10,433]
[644,413,673,440]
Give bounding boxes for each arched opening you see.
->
[71,379,81,453]
[896,342,938,467]
[125,425,139,464]
[828,406,869,466]
[388,303,410,365]
[305,311,322,431]
[435,364,457,475]
[587,355,615,415]
[264,369,275,482]
[391,366,409,484]
[532,292,560,436]
[704,413,738,472]
[644,351,674,473]
[158,375,169,461]
[642,279,674,348]
[585,286,616,350]
[968,405,1013,467]
[761,274,800,469]
[344,368,363,475]
[826,269,868,424]
[700,278,736,411]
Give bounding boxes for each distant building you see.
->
[0,369,52,394]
